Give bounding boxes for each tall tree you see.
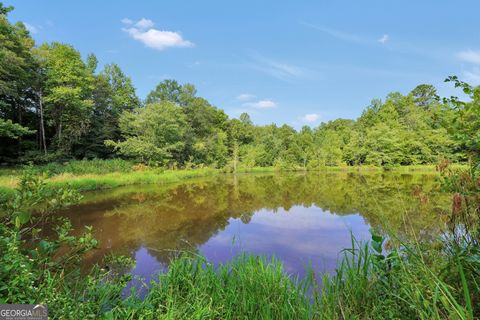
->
[444,76,480,162]
[105,102,187,164]
[0,4,38,161]
[75,63,140,158]
[35,43,94,155]
[145,79,196,106]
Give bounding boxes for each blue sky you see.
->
[7,0,480,128]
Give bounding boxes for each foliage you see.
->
[34,42,94,154]
[145,79,196,106]
[0,4,38,162]
[0,118,34,138]
[444,76,480,163]
[0,169,133,316]
[105,102,188,164]
[0,1,475,170]
[74,63,140,158]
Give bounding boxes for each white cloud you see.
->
[301,113,319,123]
[135,18,154,29]
[23,22,38,34]
[121,18,133,25]
[236,93,256,101]
[243,99,277,109]
[457,50,480,64]
[122,18,194,51]
[378,34,389,44]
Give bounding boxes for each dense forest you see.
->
[1,3,477,170]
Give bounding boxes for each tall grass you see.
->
[46,168,218,192]
[318,234,477,319]
[111,255,314,319]
[75,235,476,319]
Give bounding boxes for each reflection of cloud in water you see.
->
[200,205,371,275]
[249,206,361,230]
[131,246,164,279]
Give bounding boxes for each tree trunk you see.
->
[233,141,238,175]
[39,90,47,155]
[58,119,62,147]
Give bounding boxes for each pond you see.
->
[57,172,449,284]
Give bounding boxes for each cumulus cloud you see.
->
[135,18,154,29]
[457,50,480,64]
[378,34,389,44]
[23,22,38,34]
[243,99,277,109]
[301,113,319,123]
[236,93,256,101]
[122,18,194,51]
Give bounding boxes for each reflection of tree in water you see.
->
[60,172,449,267]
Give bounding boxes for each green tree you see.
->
[105,102,187,164]
[35,43,94,155]
[239,112,253,125]
[410,84,439,109]
[444,76,480,162]
[0,4,38,161]
[145,79,196,106]
[86,53,98,74]
[76,63,140,158]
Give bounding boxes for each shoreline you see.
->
[0,163,467,196]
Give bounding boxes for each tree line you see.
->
[1,4,478,169]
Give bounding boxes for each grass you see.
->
[318,236,476,319]
[0,160,467,194]
[111,255,315,319]
[45,168,218,192]
[70,236,476,319]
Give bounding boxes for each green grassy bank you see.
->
[0,159,467,197]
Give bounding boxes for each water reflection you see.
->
[59,172,449,282]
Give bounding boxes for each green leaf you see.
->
[372,241,383,254]
[17,211,31,224]
[39,240,52,253]
[15,216,21,228]
[371,233,383,244]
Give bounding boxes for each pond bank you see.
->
[0,162,467,197]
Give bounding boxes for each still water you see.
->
[58,172,449,282]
